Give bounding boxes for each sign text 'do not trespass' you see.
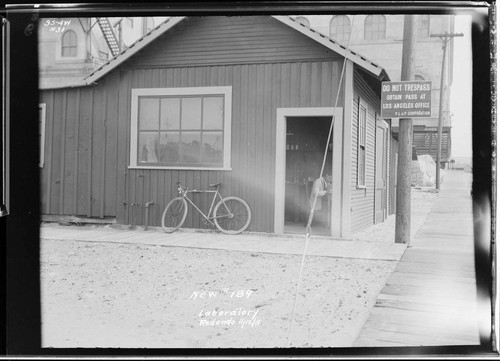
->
[381,81,432,118]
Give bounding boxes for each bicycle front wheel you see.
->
[161,197,188,233]
[213,196,251,235]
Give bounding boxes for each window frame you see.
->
[357,98,368,187]
[364,14,386,41]
[130,86,232,170]
[61,30,77,57]
[330,15,351,44]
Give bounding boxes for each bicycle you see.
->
[161,182,252,235]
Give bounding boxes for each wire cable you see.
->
[287,15,356,347]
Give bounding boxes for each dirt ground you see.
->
[41,241,396,348]
[40,188,437,349]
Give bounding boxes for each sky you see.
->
[449,15,473,160]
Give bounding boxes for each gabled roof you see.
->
[82,15,390,86]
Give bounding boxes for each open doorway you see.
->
[284,116,333,236]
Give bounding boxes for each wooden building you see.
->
[39,15,395,238]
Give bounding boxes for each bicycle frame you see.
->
[176,183,230,226]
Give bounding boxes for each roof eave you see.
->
[272,15,390,82]
[84,16,186,85]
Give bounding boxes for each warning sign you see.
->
[381,81,432,118]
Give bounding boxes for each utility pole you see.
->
[431,32,463,191]
[395,15,417,244]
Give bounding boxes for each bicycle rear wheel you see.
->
[213,196,251,235]
[161,197,188,233]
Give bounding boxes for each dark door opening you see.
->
[284,116,333,236]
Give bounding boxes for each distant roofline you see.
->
[41,15,390,89]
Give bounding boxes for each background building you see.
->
[301,14,455,166]
[38,17,167,89]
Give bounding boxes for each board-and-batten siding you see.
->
[350,69,380,234]
[40,60,343,233]
[128,16,341,68]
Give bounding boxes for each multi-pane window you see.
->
[418,15,430,37]
[61,30,77,57]
[131,87,232,169]
[364,15,386,41]
[358,102,367,186]
[330,15,351,44]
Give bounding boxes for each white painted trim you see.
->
[274,107,343,237]
[39,103,46,168]
[130,86,232,170]
[85,17,185,84]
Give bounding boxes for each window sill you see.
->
[356,185,367,189]
[128,165,232,171]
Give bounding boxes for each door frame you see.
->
[274,107,343,236]
[375,117,389,223]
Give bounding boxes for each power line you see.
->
[431,32,464,190]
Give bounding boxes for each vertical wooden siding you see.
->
[389,136,398,215]
[129,16,341,68]
[41,60,342,233]
[350,70,380,234]
[40,75,119,219]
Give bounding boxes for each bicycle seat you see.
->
[209,182,222,188]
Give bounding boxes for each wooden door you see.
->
[375,119,388,223]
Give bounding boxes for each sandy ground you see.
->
[40,188,437,349]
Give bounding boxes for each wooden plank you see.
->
[356,173,480,347]
[44,91,55,214]
[358,327,477,346]
[254,64,265,231]
[263,63,273,232]
[320,62,332,106]
[103,71,119,217]
[299,62,310,107]
[310,62,321,107]
[62,90,76,215]
[39,94,49,213]
[72,89,81,215]
[100,80,107,219]
[128,169,137,227]
[58,91,67,215]
[280,63,290,108]
[247,64,257,230]
[115,71,129,224]
[239,64,249,207]
[231,65,241,199]
[50,91,65,215]
[76,88,92,216]
[362,319,479,342]
[290,62,300,108]
[87,86,96,217]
